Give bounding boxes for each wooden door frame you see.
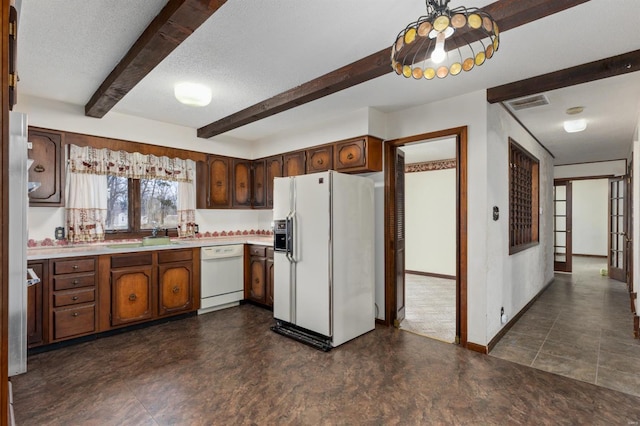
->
[384,126,467,347]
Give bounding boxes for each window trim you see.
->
[105,177,179,240]
[509,138,540,255]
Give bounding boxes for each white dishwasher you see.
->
[199,244,244,314]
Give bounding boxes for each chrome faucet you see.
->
[151,221,159,237]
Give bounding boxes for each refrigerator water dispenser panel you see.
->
[273,220,288,252]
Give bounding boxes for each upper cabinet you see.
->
[283,151,306,177]
[197,155,232,209]
[265,155,282,209]
[306,145,333,174]
[232,159,252,208]
[252,159,266,209]
[28,127,64,206]
[334,136,382,173]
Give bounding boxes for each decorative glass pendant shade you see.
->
[391,0,500,80]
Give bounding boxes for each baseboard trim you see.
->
[573,254,607,258]
[486,277,555,353]
[375,318,386,325]
[406,270,456,280]
[466,342,488,354]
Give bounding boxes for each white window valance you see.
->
[68,144,195,182]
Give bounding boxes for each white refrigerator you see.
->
[271,170,375,350]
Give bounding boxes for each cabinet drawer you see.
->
[53,273,95,291]
[54,288,95,307]
[53,304,95,340]
[158,249,193,264]
[111,252,153,269]
[54,258,95,275]
[249,245,266,257]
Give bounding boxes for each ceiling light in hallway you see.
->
[563,118,587,133]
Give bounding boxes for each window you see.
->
[509,138,539,254]
[106,176,178,236]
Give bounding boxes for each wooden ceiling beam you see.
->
[85,0,227,118]
[198,0,591,139]
[487,49,640,103]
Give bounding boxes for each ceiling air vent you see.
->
[506,94,549,111]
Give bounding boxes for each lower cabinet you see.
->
[27,260,47,348]
[157,250,194,316]
[111,266,154,326]
[49,256,97,342]
[246,245,274,308]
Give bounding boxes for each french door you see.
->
[553,181,572,272]
[609,177,627,282]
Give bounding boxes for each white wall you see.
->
[405,168,456,276]
[485,103,554,345]
[572,179,608,256]
[555,160,626,179]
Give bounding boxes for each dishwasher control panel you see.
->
[201,244,244,259]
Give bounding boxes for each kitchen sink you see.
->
[142,236,171,246]
[106,242,144,249]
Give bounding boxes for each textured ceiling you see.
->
[15,0,640,165]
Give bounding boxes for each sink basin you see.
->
[106,242,143,249]
[142,236,171,246]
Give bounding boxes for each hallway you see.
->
[490,256,640,397]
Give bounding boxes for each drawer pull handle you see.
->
[172,286,180,294]
[216,181,223,187]
[129,294,137,302]
[34,164,45,173]
[318,159,324,165]
[72,280,79,285]
[347,153,354,160]
[240,182,246,188]
[72,265,79,270]
[72,312,79,317]
[72,296,79,301]
[254,278,259,284]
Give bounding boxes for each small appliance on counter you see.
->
[271,170,375,351]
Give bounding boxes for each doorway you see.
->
[384,126,467,346]
[399,139,457,343]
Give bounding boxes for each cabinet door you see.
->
[111,267,153,326]
[158,262,193,316]
[283,151,306,177]
[266,256,274,307]
[249,257,267,304]
[209,156,231,208]
[232,159,252,208]
[27,261,46,347]
[306,145,333,174]
[28,128,64,206]
[252,159,266,208]
[266,156,283,209]
[335,138,366,170]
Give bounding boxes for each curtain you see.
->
[66,171,108,243]
[66,145,196,240]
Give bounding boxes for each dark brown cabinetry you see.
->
[334,136,383,173]
[232,159,252,208]
[265,155,283,209]
[110,253,153,326]
[252,159,266,208]
[27,260,47,348]
[49,257,97,342]
[157,249,194,316]
[197,155,232,209]
[306,145,333,174]
[245,245,274,308]
[28,127,64,206]
[283,151,306,177]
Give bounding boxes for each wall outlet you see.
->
[54,226,65,240]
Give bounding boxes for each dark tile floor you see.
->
[11,302,640,425]
[490,256,640,397]
[400,274,456,343]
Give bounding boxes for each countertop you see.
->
[27,235,274,260]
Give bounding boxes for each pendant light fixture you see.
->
[391,0,500,80]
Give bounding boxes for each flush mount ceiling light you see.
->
[563,118,587,133]
[174,82,212,107]
[391,0,500,80]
